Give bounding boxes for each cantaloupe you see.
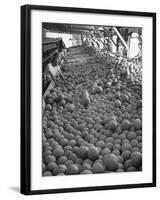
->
[121,119,130,130]
[65,103,75,112]
[87,146,99,161]
[103,154,118,171]
[42,163,46,172]
[105,142,113,151]
[121,150,131,161]
[112,149,120,156]
[58,164,67,173]
[105,81,112,88]
[66,164,79,175]
[47,162,57,171]
[92,162,105,173]
[131,139,138,147]
[121,142,132,152]
[78,146,88,159]
[133,119,142,130]
[43,150,52,158]
[127,131,137,140]
[96,140,105,149]
[53,148,64,158]
[43,171,53,176]
[124,159,133,170]
[45,155,56,164]
[108,120,117,131]
[131,152,142,168]
[57,156,68,165]
[80,170,93,174]
[115,100,121,107]
[127,167,137,172]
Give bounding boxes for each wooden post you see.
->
[127,35,131,57]
[112,27,129,50]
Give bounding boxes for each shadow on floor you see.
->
[9,186,20,193]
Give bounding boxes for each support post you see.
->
[112,27,129,50]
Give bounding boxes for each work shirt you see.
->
[47,63,61,78]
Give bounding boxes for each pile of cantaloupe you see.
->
[42,46,142,176]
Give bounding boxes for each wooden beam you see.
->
[112,27,129,50]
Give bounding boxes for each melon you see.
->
[121,94,129,102]
[121,142,132,152]
[46,97,54,104]
[45,130,53,139]
[60,99,66,106]
[43,150,52,158]
[94,86,103,94]
[133,119,142,130]
[87,146,99,161]
[45,155,56,164]
[117,155,124,163]
[47,162,57,171]
[113,144,121,151]
[103,154,118,171]
[127,131,137,140]
[108,120,117,131]
[75,158,83,165]
[105,81,112,88]
[131,152,142,168]
[60,138,68,147]
[127,167,137,172]
[83,159,93,166]
[121,119,130,130]
[92,162,105,173]
[43,171,53,176]
[67,153,77,162]
[96,140,105,149]
[66,164,80,175]
[52,165,59,175]
[101,148,111,156]
[82,162,92,170]
[116,169,125,172]
[78,146,88,159]
[45,104,52,111]
[53,148,64,158]
[115,100,121,107]
[65,103,75,112]
[124,159,133,170]
[58,164,67,173]
[137,100,142,109]
[57,156,68,165]
[131,139,138,147]
[136,136,142,142]
[105,142,113,151]
[81,170,93,174]
[112,149,120,156]
[68,140,77,147]
[42,163,46,172]
[121,150,131,161]
[115,92,121,99]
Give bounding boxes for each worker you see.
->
[134,42,142,63]
[117,41,124,56]
[58,39,67,63]
[44,50,65,86]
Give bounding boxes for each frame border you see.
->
[20,4,156,195]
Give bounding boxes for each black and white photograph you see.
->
[42,23,143,176]
[20,5,156,194]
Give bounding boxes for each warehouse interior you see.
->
[42,23,142,176]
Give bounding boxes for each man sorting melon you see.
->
[44,41,67,86]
